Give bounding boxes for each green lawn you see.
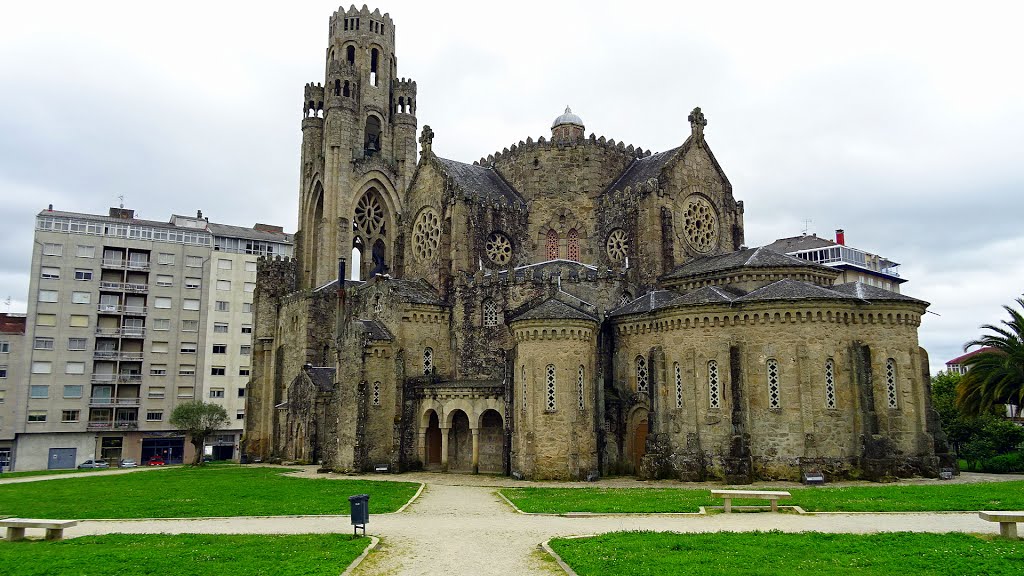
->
[0,466,419,519]
[549,531,1024,576]
[0,467,117,479]
[0,534,368,576]
[503,480,1024,513]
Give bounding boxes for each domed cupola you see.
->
[551,106,585,144]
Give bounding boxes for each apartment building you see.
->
[0,313,27,471]
[765,229,906,292]
[6,206,291,471]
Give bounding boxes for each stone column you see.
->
[418,428,428,467]
[440,427,450,472]
[471,428,480,474]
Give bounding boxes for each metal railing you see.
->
[96,304,148,315]
[95,327,146,338]
[99,281,149,293]
[90,374,143,384]
[92,351,145,361]
[101,259,151,271]
[88,397,142,407]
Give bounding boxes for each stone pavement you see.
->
[54,469,1014,576]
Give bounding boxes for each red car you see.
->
[147,456,166,466]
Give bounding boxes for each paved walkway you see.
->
[53,469,1015,576]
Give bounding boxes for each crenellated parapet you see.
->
[455,265,631,288]
[392,77,417,118]
[303,83,325,117]
[255,255,300,299]
[472,133,651,168]
[329,4,395,45]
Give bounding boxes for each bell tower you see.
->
[297,5,418,289]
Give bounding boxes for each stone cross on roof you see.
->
[688,107,707,141]
[419,125,434,155]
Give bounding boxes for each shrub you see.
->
[982,451,1024,473]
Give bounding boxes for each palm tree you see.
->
[956,297,1024,416]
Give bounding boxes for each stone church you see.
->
[244,5,951,482]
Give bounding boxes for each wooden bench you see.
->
[711,490,792,513]
[979,511,1024,539]
[1,518,78,541]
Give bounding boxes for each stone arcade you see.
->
[243,5,952,482]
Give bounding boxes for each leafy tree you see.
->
[933,370,1024,471]
[170,401,229,466]
[931,371,973,453]
[956,297,1024,417]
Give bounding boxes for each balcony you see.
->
[86,420,139,431]
[96,304,148,316]
[95,327,146,338]
[101,258,150,271]
[99,281,149,293]
[93,351,145,362]
[88,397,142,407]
[90,374,143,384]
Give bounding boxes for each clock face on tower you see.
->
[678,193,719,255]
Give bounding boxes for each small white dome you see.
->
[551,106,584,129]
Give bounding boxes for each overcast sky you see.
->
[1,0,1021,373]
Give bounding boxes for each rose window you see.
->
[412,208,441,262]
[354,192,386,236]
[606,228,628,262]
[485,232,513,266]
[681,195,718,254]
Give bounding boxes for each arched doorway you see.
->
[630,409,649,473]
[447,410,472,471]
[478,409,504,473]
[425,410,441,468]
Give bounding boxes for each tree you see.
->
[170,401,229,466]
[956,297,1024,417]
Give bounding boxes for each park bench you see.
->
[978,511,1024,539]
[1,518,78,541]
[710,489,792,513]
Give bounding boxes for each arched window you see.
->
[370,48,379,86]
[350,241,362,281]
[482,300,498,327]
[334,79,341,96]
[577,365,585,412]
[364,116,382,156]
[674,362,683,408]
[343,80,350,98]
[767,359,780,409]
[545,364,556,411]
[423,347,433,376]
[824,358,836,409]
[372,381,381,406]
[567,229,580,262]
[708,360,720,409]
[546,229,559,260]
[885,358,898,408]
[346,45,355,65]
[636,355,648,394]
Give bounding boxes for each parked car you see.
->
[78,459,110,469]
[147,456,166,466]
[118,459,138,468]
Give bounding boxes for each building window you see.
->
[216,280,230,291]
[241,324,252,334]
[65,362,85,375]
[0,341,8,353]
[28,410,47,423]
[636,355,648,394]
[77,245,95,258]
[708,360,720,409]
[74,269,93,280]
[68,337,87,350]
[154,297,172,309]
[30,385,49,398]
[567,229,579,262]
[183,277,201,289]
[181,320,199,332]
[209,388,225,398]
[236,410,245,420]
[545,364,557,411]
[72,291,91,304]
[215,301,230,312]
[42,243,63,256]
[245,260,257,272]
[218,259,232,270]
[825,358,836,409]
[36,313,57,326]
[40,266,60,280]
[577,365,585,412]
[674,362,683,409]
[372,381,381,406]
[31,361,52,374]
[482,300,498,327]
[423,347,433,375]
[151,341,169,354]
[546,229,559,260]
[38,289,58,303]
[214,322,229,333]
[240,345,251,355]
[183,299,200,311]
[63,385,83,398]
[243,303,252,314]
[156,274,173,287]
[212,344,227,354]
[69,315,88,327]
[767,359,780,409]
[146,411,163,421]
[0,365,6,378]
[244,282,256,293]
[158,253,175,265]
[34,337,55,350]
[237,387,246,397]
[180,342,197,354]
[150,365,167,376]
[521,365,527,412]
[185,255,203,268]
[148,386,165,399]
[177,386,195,397]
[153,319,170,331]
[211,366,226,376]
[886,358,898,409]
[239,367,250,377]
[61,410,80,423]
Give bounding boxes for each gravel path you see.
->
[56,472,1013,576]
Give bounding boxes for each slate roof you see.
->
[387,278,445,305]
[511,298,599,323]
[668,285,746,306]
[945,346,996,366]
[830,282,927,305]
[605,146,681,193]
[207,222,293,243]
[436,157,525,206]
[489,259,598,280]
[663,247,832,280]
[734,279,861,303]
[608,290,679,317]
[305,366,337,392]
[356,319,393,341]
[764,234,836,253]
